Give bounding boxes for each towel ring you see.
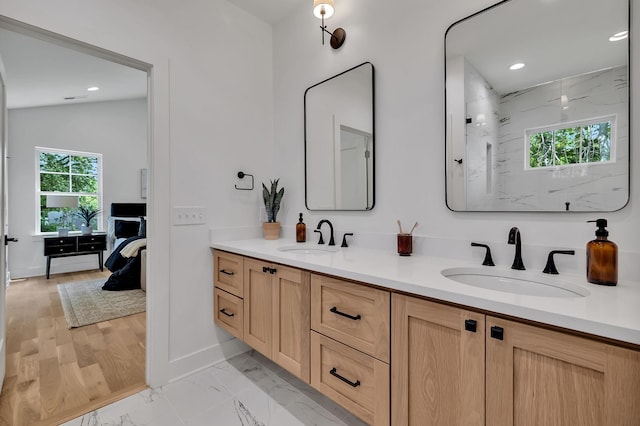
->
[235,171,254,190]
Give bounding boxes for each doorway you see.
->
[0,17,152,425]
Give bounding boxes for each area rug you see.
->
[57,279,146,328]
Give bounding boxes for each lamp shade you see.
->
[46,195,79,208]
[313,0,334,19]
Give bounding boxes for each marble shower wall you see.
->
[495,66,629,211]
[463,65,628,211]
[464,60,500,210]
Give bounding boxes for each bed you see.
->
[103,203,147,291]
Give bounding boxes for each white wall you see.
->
[273,0,639,270]
[8,99,147,278]
[1,0,274,385]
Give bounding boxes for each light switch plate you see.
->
[173,206,206,225]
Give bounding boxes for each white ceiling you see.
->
[446,0,628,95]
[226,0,302,24]
[0,28,147,109]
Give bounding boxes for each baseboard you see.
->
[167,338,251,383]
[11,259,103,280]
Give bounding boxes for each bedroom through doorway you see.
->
[0,18,151,426]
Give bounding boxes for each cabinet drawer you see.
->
[45,244,76,255]
[78,235,106,245]
[311,274,390,362]
[214,251,244,297]
[311,332,389,426]
[214,288,244,339]
[78,241,107,252]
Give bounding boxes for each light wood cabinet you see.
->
[392,293,640,426]
[311,274,391,425]
[214,250,640,426]
[311,331,389,426]
[243,257,311,382]
[311,274,390,363]
[391,294,485,426]
[213,251,244,297]
[486,316,640,426]
[213,287,244,339]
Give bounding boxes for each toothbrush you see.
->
[409,222,418,235]
[397,220,404,234]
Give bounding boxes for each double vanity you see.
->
[212,239,640,425]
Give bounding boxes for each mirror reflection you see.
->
[305,62,374,211]
[445,0,629,212]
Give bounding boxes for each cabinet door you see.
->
[486,316,640,426]
[392,294,485,426]
[272,265,311,382]
[243,258,272,356]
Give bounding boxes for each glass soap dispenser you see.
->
[296,213,306,243]
[586,219,618,286]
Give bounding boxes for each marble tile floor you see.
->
[62,350,368,426]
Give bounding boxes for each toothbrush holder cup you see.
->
[397,234,413,256]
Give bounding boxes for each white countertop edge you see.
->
[211,239,640,347]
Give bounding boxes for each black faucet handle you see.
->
[341,233,354,248]
[314,229,325,245]
[471,242,495,266]
[543,250,575,274]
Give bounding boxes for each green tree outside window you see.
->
[529,120,611,169]
[38,149,102,233]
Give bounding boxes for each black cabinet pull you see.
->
[219,308,234,317]
[220,269,235,276]
[329,368,361,388]
[330,306,361,321]
[490,326,504,340]
[262,266,269,273]
[464,319,477,333]
[269,267,277,274]
[261,266,277,274]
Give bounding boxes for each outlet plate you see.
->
[173,206,206,225]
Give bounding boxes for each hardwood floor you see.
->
[0,270,146,426]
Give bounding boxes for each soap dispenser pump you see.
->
[296,213,306,243]
[586,219,618,286]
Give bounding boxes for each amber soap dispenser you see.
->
[586,219,618,286]
[296,213,306,243]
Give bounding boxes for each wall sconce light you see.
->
[313,0,346,49]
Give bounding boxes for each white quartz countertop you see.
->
[211,239,640,346]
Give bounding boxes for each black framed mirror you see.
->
[305,62,375,211]
[445,0,629,212]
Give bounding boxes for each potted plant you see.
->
[262,179,284,240]
[75,206,101,235]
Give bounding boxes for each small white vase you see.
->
[81,224,93,235]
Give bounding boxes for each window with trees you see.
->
[527,117,614,169]
[36,147,102,233]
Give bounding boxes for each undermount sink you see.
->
[441,267,590,298]
[278,244,339,255]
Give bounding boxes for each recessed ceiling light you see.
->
[87,86,100,92]
[609,31,628,42]
[509,63,525,71]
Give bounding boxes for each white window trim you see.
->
[524,115,617,171]
[35,146,104,235]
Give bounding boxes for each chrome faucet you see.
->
[508,227,525,270]
[316,220,335,246]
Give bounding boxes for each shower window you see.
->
[526,116,615,169]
